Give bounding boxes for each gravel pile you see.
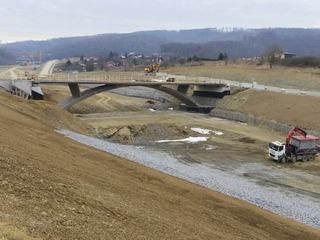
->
[57,129,320,229]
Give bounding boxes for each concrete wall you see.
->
[0,80,13,91]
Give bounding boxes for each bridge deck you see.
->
[37,80,224,86]
[30,73,226,86]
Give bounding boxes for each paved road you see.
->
[39,60,59,76]
[0,66,21,80]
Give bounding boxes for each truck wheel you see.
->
[281,157,286,163]
[291,156,296,163]
[309,155,315,161]
[302,156,307,162]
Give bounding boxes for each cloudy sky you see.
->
[1,0,319,43]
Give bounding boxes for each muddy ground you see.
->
[0,85,320,239]
[42,85,320,195]
[44,85,320,206]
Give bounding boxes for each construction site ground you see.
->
[0,84,320,239]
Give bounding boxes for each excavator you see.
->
[144,63,160,75]
[269,127,320,163]
[24,71,37,80]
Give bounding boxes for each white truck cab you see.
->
[269,141,286,161]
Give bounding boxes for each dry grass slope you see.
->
[165,61,320,91]
[217,89,320,131]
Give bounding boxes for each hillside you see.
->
[0,49,15,65]
[217,89,320,132]
[1,90,320,239]
[2,28,320,63]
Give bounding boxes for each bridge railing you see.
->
[36,73,157,82]
[34,73,228,85]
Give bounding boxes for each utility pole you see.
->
[39,50,42,64]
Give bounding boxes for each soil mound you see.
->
[97,123,190,144]
[0,90,94,134]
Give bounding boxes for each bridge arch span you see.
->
[59,84,198,109]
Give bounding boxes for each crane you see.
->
[269,127,319,163]
[285,127,307,147]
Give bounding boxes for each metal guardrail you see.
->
[36,74,156,82]
[15,73,226,85]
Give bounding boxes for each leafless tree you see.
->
[264,45,283,69]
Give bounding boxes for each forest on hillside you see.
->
[1,28,320,65]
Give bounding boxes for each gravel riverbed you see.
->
[57,129,320,230]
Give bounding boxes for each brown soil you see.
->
[217,89,320,131]
[97,123,191,144]
[1,88,320,239]
[42,85,149,114]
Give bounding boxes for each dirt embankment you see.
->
[217,89,320,132]
[42,85,154,114]
[1,91,320,239]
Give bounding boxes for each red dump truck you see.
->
[269,127,320,163]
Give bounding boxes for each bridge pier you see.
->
[177,85,190,95]
[68,83,81,98]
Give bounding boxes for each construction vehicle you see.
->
[24,71,37,80]
[144,63,160,75]
[269,127,320,163]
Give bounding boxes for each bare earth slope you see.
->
[217,89,320,131]
[1,90,320,239]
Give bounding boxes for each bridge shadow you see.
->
[59,84,198,109]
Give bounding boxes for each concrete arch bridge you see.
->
[35,74,230,110]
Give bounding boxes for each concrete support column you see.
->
[68,83,81,98]
[177,85,190,95]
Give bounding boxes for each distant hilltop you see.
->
[1,28,320,65]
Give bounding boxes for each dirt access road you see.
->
[44,84,320,199]
[0,85,320,239]
[47,84,320,211]
[79,109,320,198]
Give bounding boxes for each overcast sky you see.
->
[1,0,319,43]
